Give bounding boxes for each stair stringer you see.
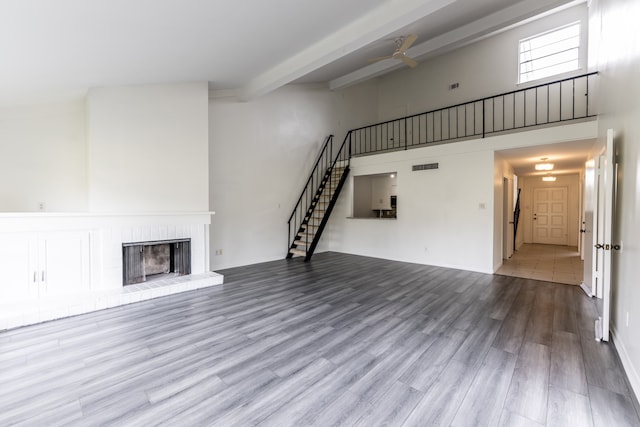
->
[303,166,350,261]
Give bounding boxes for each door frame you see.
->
[581,155,597,297]
[503,177,510,260]
[594,129,616,342]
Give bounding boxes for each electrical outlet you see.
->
[215,249,223,256]
[38,202,45,211]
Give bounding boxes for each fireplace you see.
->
[122,239,191,285]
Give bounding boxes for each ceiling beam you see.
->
[238,0,456,101]
[329,0,585,90]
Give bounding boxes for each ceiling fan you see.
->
[368,34,419,68]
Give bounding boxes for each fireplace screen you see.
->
[122,239,191,285]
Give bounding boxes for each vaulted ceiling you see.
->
[0,0,584,106]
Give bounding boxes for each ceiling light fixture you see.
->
[542,175,557,182]
[535,157,554,171]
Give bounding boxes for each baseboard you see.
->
[579,282,593,297]
[611,325,640,405]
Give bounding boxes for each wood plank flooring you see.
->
[1,252,638,426]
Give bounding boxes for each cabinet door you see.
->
[39,231,90,296]
[0,233,37,301]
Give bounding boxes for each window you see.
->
[519,22,580,84]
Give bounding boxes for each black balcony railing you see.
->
[350,72,597,156]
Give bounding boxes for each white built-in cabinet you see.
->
[0,231,90,301]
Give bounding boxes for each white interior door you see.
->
[532,187,568,245]
[581,156,596,297]
[594,129,617,342]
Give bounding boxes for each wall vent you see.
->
[412,163,439,171]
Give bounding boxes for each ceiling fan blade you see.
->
[368,55,393,63]
[400,55,418,68]
[399,34,417,53]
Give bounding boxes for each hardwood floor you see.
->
[1,252,638,426]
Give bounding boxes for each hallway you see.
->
[496,243,584,285]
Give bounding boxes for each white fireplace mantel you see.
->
[0,212,222,330]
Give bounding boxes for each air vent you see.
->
[412,163,439,171]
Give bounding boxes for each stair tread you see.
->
[289,248,307,257]
[288,163,348,261]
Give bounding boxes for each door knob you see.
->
[580,229,586,233]
[595,243,604,249]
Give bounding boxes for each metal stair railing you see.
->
[287,133,351,261]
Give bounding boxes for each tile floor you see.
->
[496,243,584,285]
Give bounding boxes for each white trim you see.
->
[611,325,640,404]
[579,281,593,297]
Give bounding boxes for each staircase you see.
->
[286,72,597,261]
[287,135,350,261]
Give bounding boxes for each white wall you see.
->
[87,82,209,213]
[0,101,87,212]
[590,0,640,400]
[353,175,375,218]
[326,142,495,272]
[520,173,581,246]
[375,4,589,121]
[208,85,373,270]
[334,80,380,136]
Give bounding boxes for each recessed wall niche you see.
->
[353,172,397,219]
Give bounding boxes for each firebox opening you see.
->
[123,239,191,286]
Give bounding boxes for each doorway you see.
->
[494,140,596,286]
